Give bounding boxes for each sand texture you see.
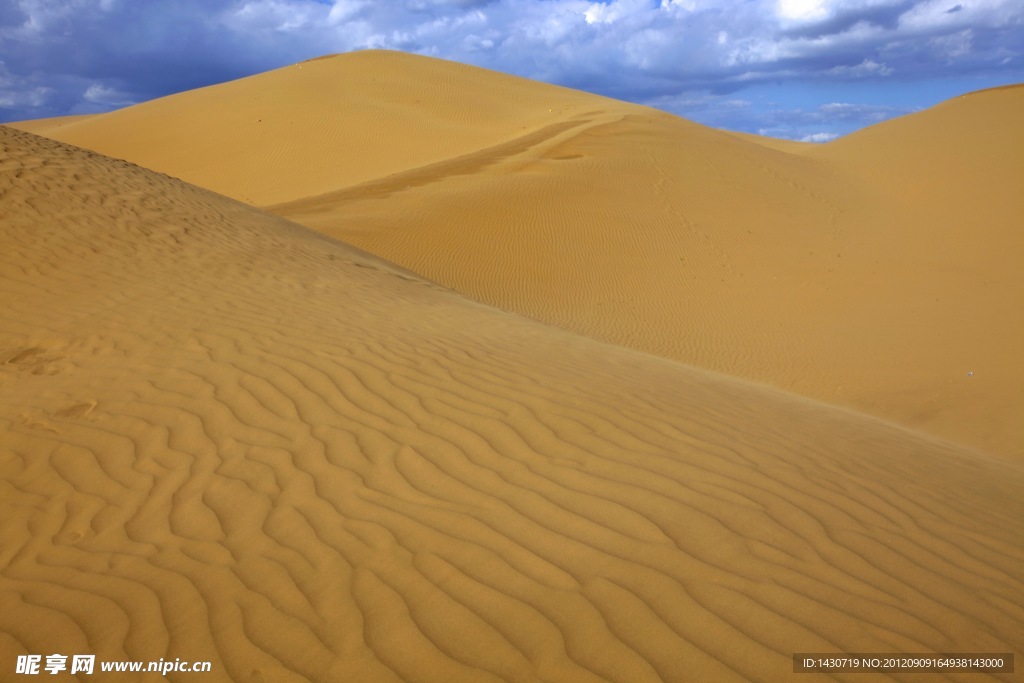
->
[2,116,1023,681]
[15,51,1023,462]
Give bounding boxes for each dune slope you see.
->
[800,85,1024,459]
[270,79,1024,463]
[2,128,1023,682]
[13,52,1023,461]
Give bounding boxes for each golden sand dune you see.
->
[14,52,1022,461]
[12,51,617,207]
[2,127,1023,681]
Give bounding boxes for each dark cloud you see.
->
[0,3,27,27]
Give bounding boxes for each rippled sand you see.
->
[3,53,1023,682]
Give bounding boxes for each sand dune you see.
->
[12,51,617,208]
[2,124,1023,681]
[14,52,1022,462]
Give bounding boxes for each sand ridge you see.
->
[2,124,1023,681]
[14,51,1022,462]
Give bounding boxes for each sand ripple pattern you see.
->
[1,127,1022,682]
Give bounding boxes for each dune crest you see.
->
[2,126,1023,681]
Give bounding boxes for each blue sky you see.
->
[1,0,1022,140]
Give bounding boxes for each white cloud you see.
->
[777,0,830,23]
[83,83,134,106]
[584,3,617,25]
[828,58,894,76]
[584,0,650,25]
[929,28,973,58]
[800,131,839,141]
[327,0,367,25]
[0,60,52,112]
[226,0,329,33]
[0,86,50,109]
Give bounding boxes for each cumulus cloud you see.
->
[78,82,136,111]
[828,58,894,76]
[800,131,841,142]
[0,0,1021,134]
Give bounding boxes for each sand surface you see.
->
[15,51,1023,462]
[3,54,1023,682]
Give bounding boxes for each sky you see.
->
[1,0,1022,140]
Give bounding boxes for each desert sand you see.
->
[2,52,1023,682]
[16,51,1023,462]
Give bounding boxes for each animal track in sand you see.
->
[53,400,98,419]
[2,346,69,376]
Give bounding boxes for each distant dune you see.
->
[3,121,1023,681]
[13,51,1022,462]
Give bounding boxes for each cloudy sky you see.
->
[1,0,1022,140]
